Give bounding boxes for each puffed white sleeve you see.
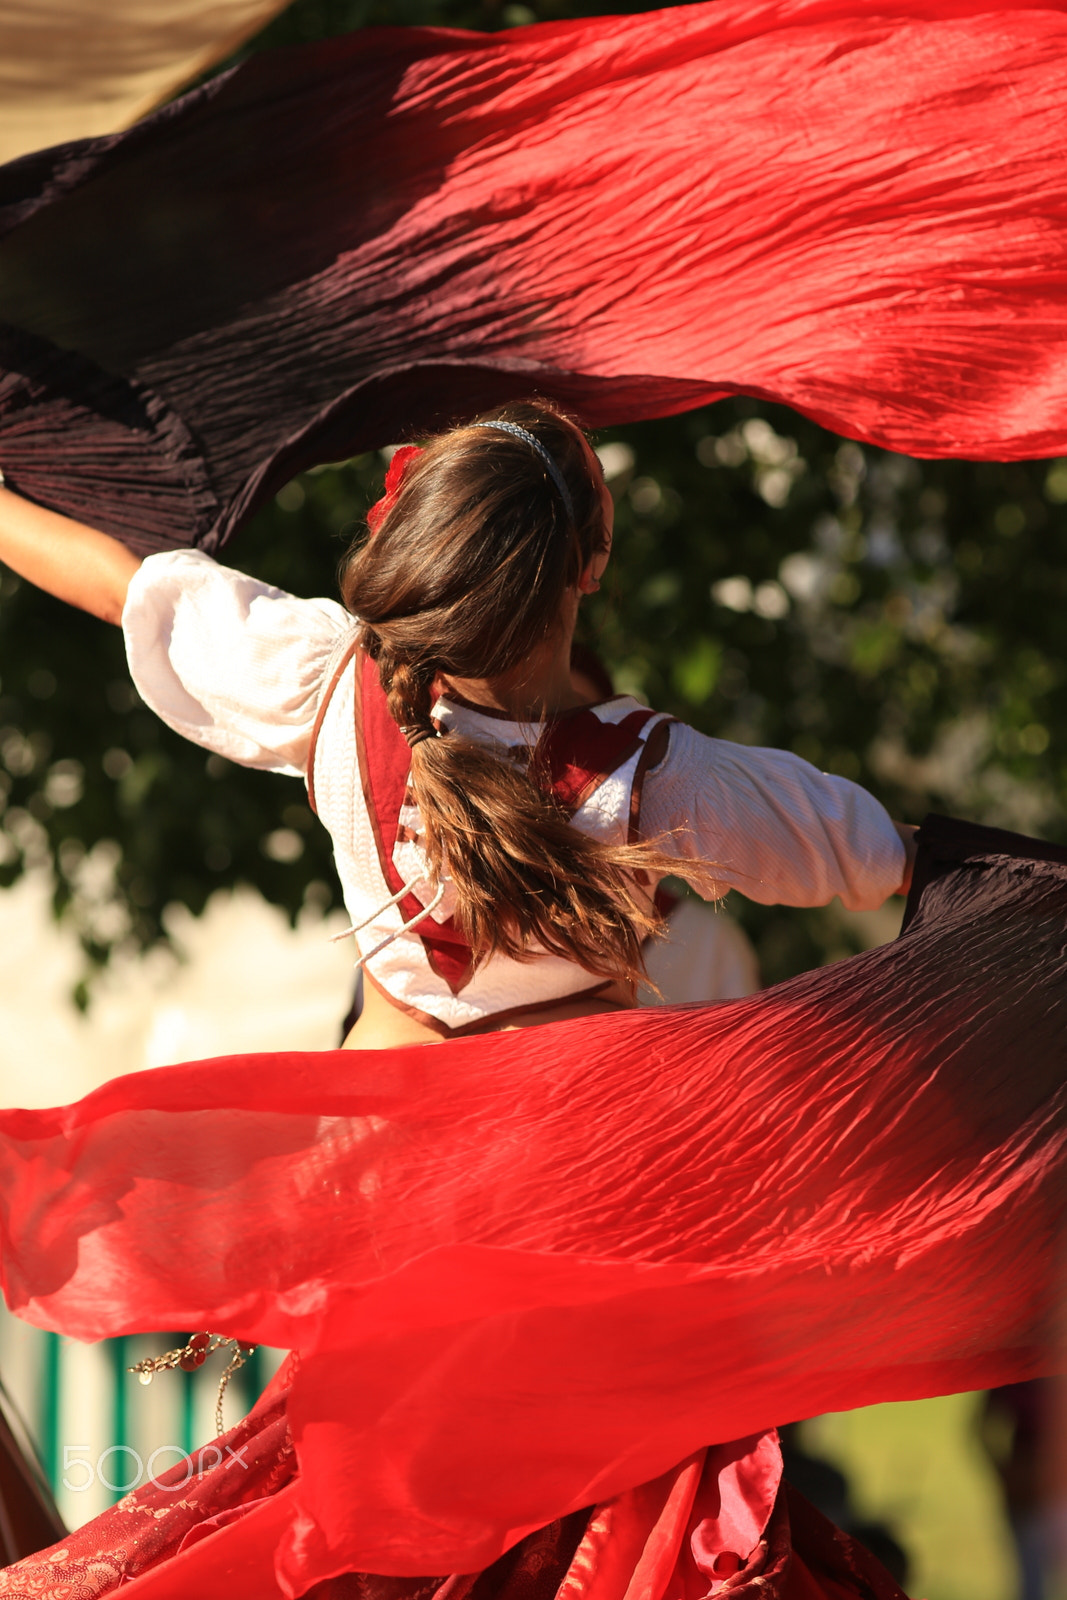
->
[642,723,906,911]
[121,549,355,777]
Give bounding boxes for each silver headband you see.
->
[470,420,575,523]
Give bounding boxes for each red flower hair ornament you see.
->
[366,445,423,533]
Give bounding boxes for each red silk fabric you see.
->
[0,817,1064,1591]
[0,1379,903,1600]
[3,3,1067,550]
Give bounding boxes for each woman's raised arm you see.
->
[0,481,142,625]
[894,821,918,896]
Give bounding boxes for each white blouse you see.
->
[123,551,905,1026]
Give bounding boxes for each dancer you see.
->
[0,401,919,1594]
[0,405,1062,1600]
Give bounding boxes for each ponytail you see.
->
[342,401,701,986]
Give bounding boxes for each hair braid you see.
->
[341,400,714,986]
[379,650,436,737]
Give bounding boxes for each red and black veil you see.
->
[3,1,1067,554]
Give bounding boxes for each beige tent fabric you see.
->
[0,0,290,165]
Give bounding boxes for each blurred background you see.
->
[1,0,1065,1595]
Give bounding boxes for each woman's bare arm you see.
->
[0,483,142,625]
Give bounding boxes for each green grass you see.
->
[802,1394,1016,1600]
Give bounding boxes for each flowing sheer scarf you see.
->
[0,816,1063,1588]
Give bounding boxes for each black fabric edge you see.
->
[901,812,1067,934]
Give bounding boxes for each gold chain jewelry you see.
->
[128,1332,257,1436]
[213,1340,253,1437]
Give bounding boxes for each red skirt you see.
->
[0,816,1063,1592]
[0,1360,905,1600]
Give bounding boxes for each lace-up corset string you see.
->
[330,878,447,970]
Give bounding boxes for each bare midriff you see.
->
[341,974,634,1049]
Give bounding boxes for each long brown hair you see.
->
[340,400,687,985]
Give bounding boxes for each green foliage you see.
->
[2,0,1065,990]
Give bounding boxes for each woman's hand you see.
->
[894,821,918,897]
[0,481,142,625]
